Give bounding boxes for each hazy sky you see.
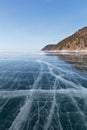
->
[0,0,87,52]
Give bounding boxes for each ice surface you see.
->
[0,52,87,130]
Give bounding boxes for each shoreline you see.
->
[42,50,87,54]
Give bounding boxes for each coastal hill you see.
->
[42,27,87,51]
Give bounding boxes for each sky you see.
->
[0,0,87,52]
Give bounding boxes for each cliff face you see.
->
[42,27,87,51]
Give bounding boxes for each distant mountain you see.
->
[42,27,87,51]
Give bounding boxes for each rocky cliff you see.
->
[42,27,87,51]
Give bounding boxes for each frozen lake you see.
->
[0,52,87,130]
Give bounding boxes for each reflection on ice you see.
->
[0,52,87,130]
[46,52,87,72]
